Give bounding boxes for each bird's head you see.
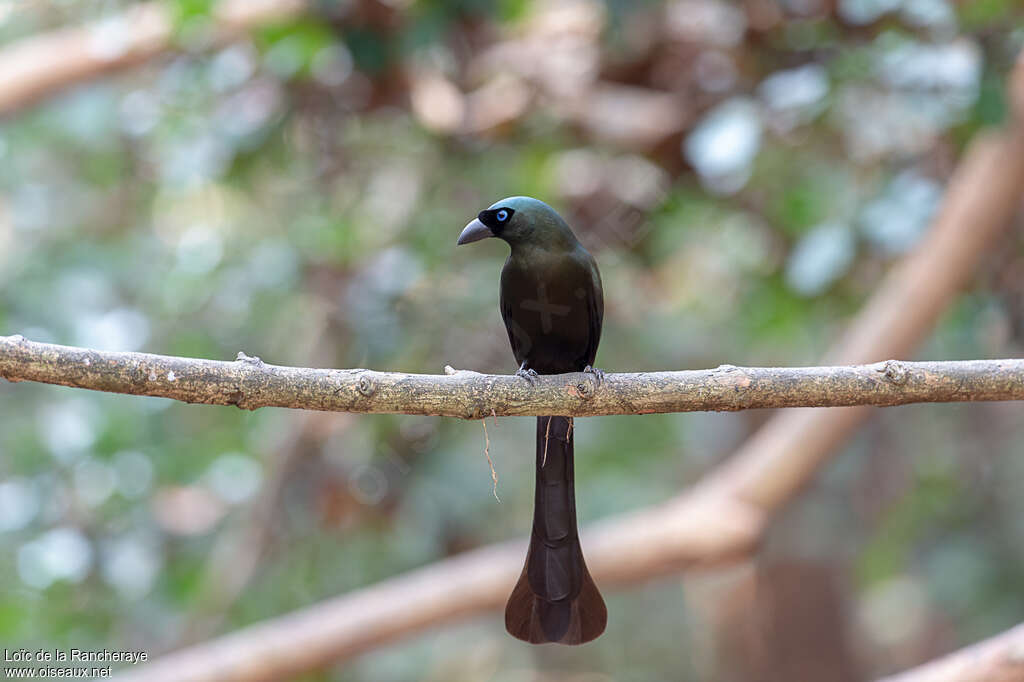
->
[457,196,577,250]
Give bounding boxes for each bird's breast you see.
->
[500,257,595,374]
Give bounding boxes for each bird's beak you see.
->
[457,218,493,245]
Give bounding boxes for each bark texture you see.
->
[3,335,1023,418]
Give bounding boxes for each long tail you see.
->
[504,416,606,644]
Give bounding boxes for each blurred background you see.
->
[1,0,1023,680]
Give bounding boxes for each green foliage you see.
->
[170,0,217,47]
[256,18,336,78]
[959,0,1020,29]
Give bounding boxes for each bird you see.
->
[457,196,607,645]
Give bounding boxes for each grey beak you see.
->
[457,218,493,245]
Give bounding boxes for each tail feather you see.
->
[505,416,606,645]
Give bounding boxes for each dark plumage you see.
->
[457,196,607,645]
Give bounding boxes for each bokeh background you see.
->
[1,0,1023,680]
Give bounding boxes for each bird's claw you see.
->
[516,366,540,384]
[583,365,605,386]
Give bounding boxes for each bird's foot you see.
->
[516,364,540,384]
[583,365,605,386]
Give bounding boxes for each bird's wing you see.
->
[500,295,522,364]
[582,257,604,368]
[500,262,526,367]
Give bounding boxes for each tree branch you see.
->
[110,496,764,682]
[876,622,1024,682]
[2,335,1023,417]
[0,0,304,116]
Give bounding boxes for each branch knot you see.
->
[226,387,246,408]
[572,379,596,400]
[357,374,377,397]
[236,351,264,367]
[880,360,909,386]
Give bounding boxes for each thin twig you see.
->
[541,416,551,468]
[480,418,500,502]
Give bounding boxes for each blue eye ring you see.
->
[478,206,515,230]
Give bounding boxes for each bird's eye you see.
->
[496,209,509,222]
